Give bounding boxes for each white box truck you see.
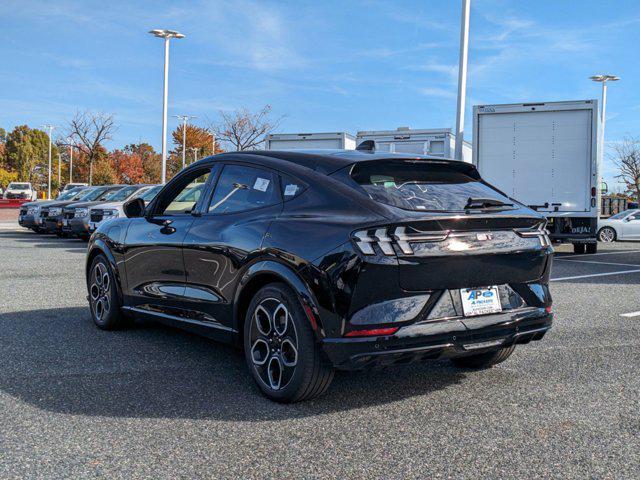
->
[264,132,356,150]
[472,100,600,253]
[355,127,472,162]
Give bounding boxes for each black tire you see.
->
[88,254,129,330]
[598,227,616,243]
[573,243,586,254]
[451,345,516,369]
[244,283,334,403]
[586,243,598,254]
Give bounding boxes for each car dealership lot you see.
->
[0,227,639,479]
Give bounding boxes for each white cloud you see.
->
[418,87,456,99]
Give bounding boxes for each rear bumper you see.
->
[322,307,552,370]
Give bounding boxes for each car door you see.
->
[621,212,640,239]
[123,165,215,315]
[181,163,284,335]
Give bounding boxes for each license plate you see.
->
[460,286,502,317]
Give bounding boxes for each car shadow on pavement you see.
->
[0,307,468,420]
[0,231,87,250]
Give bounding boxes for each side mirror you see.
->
[123,198,146,218]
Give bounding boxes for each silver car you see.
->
[88,185,162,233]
[598,209,640,242]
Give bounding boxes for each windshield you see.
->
[76,187,113,202]
[57,190,80,200]
[9,183,30,190]
[609,210,635,220]
[138,185,162,202]
[102,186,138,202]
[343,160,514,212]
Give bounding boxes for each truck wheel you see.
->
[573,243,586,254]
[598,227,616,243]
[451,345,516,369]
[244,283,334,403]
[586,243,598,254]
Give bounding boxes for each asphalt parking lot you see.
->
[1,221,639,479]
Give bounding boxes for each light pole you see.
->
[454,0,471,161]
[68,137,74,183]
[590,74,619,147]
[57,151,62,188]
[41,124,56,199]
[149,29,185,184]
[189,147,199,164]
[173,114,197,169]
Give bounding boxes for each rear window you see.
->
[343,160,514,212]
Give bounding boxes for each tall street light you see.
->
[41,124,56,199]
[454,0,471,161]
[68,137,75,183]
[173,114,197,169]
[590,74,619,148]
[149,29,185,184]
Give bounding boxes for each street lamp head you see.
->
[590,74,620,82]
[149,29,185,39]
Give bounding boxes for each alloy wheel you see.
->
[249,298,298,391]
[599,228,615,242]
[90,262,111,321]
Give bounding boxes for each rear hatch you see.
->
[334,158,551,291]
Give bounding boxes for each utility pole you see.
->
[590,74,619,151]
[57,151,62,189]
[454,0,471,161]
[41,124,56,199]
[149,29,185,184]
[174,114,197,169]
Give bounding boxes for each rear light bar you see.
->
[353,226,449,256]
[514,224,552,247]
[344,327,399,337]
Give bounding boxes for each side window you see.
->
[208,165,280,214]
[280,174,306,201]
[156,170,211,215]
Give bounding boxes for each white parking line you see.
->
[554,258,640,267]
[550,269,640,282]
[555,249,640,258]
[620,311,640,318]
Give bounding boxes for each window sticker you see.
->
[253,178,270,192]
[284,184,299,196]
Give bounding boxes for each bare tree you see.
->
[210,105,282,151]
[68,111,116,185]
[612,136,640,204]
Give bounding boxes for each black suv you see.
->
[85,150,553,402]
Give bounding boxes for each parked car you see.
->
[86,150,553,402]
[39,185,122,235]
[18,187,88,231]
[88,185,162,233]
[597,209,640,242]
[3,182,37,200]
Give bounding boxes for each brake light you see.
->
[353,226,449,256]
[591,187,596,197]
[344,327,399,337]
[514,224,551,248]
[545,306,552,314]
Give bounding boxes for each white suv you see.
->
[3,182,37,200]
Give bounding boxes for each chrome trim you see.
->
[121,306,235,332]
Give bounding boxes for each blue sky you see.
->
[1,0,639,188]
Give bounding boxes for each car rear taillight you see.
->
[514,223,551,247]
[344,327,399,337]
[353,226,449,256]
